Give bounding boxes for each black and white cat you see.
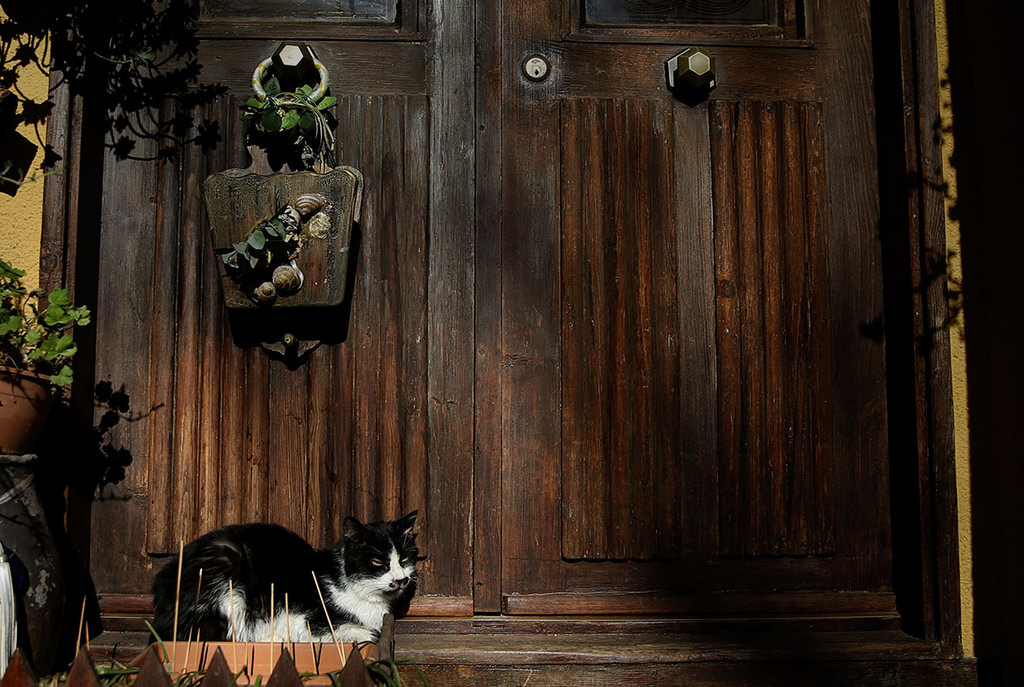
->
[151,511,418,644]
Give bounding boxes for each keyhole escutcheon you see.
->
[523,55,551,82]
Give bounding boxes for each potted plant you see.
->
[0,258,90,454]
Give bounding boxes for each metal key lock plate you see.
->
[523,54,551,81]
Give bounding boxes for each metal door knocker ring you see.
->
[241,42,338,169]
[251,51,331,103]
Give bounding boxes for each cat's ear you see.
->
[343,516,368,546]
[396,510,418,539]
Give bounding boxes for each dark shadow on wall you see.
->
[943,0,1024,684]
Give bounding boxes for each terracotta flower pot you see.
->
[0,368,55,455]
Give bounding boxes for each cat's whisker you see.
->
[311,571,346,667]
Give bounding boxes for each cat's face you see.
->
[341,511,419,598]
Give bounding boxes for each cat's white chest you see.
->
[326,580,389,630]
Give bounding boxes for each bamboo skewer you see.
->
[269,583,275,669]
[306,621,317,673]
[75,596,86,657]
[285,593,293,656]
[182,567,203,674]
[173,540,184,642]
[311,571,346,667]
[229,578,238,669]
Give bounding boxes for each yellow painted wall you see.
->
[933,0,972,657]
[0,33,47,291]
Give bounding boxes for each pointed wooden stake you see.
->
[200,647,235,687]
[266,648,303,687]
[66,646,102,687]
[337,646,373,687]
[0,650,37,687]
[134,644,172,687]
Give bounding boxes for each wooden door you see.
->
[78,0,476,613]
[484,0,896,619]
[67,0,897,627]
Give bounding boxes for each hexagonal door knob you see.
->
[666,48,718,106]
[272,42,320,92]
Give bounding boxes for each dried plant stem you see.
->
[229,578,238,669]
[269,582,275,667]
[75,597,86,657]
[173,540,184,645]
[310,571,346,667]
[285,593,293,654]
[306,621,317,673]
[183,628,194,674]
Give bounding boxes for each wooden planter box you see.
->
[154,641,377,684]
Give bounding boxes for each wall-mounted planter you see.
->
[203,167,362,311]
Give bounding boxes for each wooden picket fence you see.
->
[0,643,380,687]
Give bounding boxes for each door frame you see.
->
[39,0,963,653]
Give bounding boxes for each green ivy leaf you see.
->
[247,230,267,251]
[260,109,283,132]
[233,241,249,255]
[281,110,301,131]
[245,98,266,109]
[299,111,316,132]
[48,289,72,307]
[317,96,337,110]
[0,315,20,335]
[264,77,281,96]
[50,364,73,387]
[43,304,67,327]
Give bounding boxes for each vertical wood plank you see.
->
[217,102,249,528]
[501,0,563,596]
[146,102,185,553]
[815,0,892,589]
[427,0,476,601]
[713,100,836,557]
[672,103,718,555]
[560,98,609,560]
[168,119,206,545]
[473,0,505,610]
[352,96,383,522]
[712,100,743,555]
[560,98,715,561]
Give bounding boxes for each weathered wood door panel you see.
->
[77,0,896,626]
[495,0,893,615]
[85,1,475,608]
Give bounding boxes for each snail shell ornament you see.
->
[253,280,278,304]
[294,193,326,218]
[306,211,332,239]
[272,263,305,294]
[272,205,301,233]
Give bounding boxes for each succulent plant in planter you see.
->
[0,258,91,454]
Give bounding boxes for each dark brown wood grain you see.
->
[38,0,969,672]
[711,99,835,558]
[560,97,692,561]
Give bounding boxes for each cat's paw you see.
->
[333,622,379,644]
